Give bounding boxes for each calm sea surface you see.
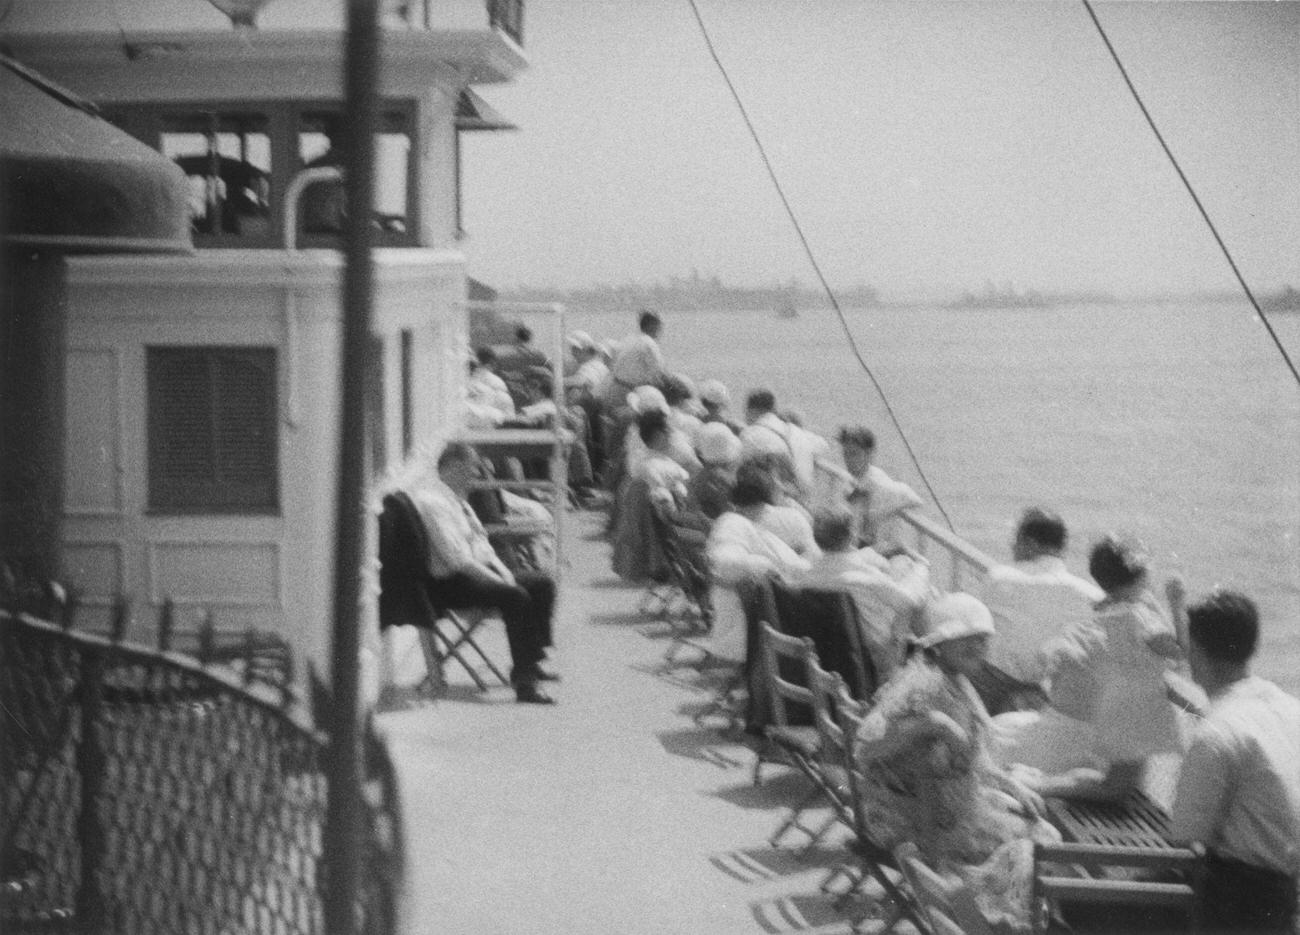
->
[565,302,1300,695]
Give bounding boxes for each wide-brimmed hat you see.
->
[627,385,668,414]
[695,422,742,466]
[566,329,595,351]
[917,593,994,649]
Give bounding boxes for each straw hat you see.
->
[698,379,730,407]
[917,593,994,649]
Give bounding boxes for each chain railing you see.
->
[0,594,403,935]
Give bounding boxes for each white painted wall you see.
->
[62,248,469,687]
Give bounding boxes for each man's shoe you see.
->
[515,683,556,705]
[532,665,561,682]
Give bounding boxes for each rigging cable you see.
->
[684,0,957,532]
[1083,0,1300,390]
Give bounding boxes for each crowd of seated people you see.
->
[453,309,1298,932]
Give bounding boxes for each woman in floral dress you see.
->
[854,593,1061,934]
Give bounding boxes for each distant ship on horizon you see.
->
[1260,284,1300,312]
[947,282,1051,310]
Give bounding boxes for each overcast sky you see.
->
[9,0,1298,300]
[460,1,1300,299]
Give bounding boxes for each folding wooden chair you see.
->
[377,491,510,693]
[894,842,993,935]
[832,679,929,935]
[752,582,878,783]
[756,622,835,849]
[803,662,856,858]
[1031,841,1203,935]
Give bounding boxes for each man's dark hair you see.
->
[1088,534,1149,592]
[515,325,533,343]
[745,389,777,414]
[1018,507,1067,552]
[437,441,477,470]
[636,408,669,446]
[812,506,855,551]
[731,461,777,507]
[475,346,497,366]
[1188,590,1259,665]
[638,310,662,334]
[838,425,876,450]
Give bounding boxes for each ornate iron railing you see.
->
[487,0,524,45]
[0,600,403,935]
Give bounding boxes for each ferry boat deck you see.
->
[377,507,897,935]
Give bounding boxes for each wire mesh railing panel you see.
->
[2,611,401,935]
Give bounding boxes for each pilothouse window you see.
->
[160,112,272,238]
[298,109,413,241]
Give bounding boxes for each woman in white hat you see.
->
[853,593,1060,934]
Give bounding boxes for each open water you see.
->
[564,301,1300,695]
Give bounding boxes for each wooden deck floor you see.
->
[375,508,904,935]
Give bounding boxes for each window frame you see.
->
[105,99,419,249]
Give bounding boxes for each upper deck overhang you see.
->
[0,56,190,253]
[1,28,527,104]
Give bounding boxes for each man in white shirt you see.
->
[828,425,923,552]
[798,506,930,680]
[1170,590,1300,933]
[409,442,559,704]
[974,507,1103,714]
[602,310,665,409]
[464,348,516,428]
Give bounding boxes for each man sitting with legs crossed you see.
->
[409,441,560,705]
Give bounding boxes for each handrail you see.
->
[813,456,995,592]
[283,166,343,251]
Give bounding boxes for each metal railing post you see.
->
[75,649,106,931]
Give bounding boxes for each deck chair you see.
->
[756,622,835,849]
[803,662,856,858]
[377,491,509,693]
[832,679,929,935]
[895,842,993,935]
[651,498,714,663]
[752,583,879,784]
[1031,841,1203,935]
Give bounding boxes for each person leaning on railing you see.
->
[1168,589,1300,935]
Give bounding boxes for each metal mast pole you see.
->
[324,1,379,932]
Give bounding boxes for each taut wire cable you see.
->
[1083,0,1300,390]
[684,0,957,531]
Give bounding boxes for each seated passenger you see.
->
[825,425,923,552]
[621,385,699,479]
[1170,589,1300,935]
[1022,534,1184,803]
[663,372,705,441]
[407,442,559,704]
[610,409,688,583]
[697,378,744,435]
[853,593,1059,934]
[738,388,828,503]
[737,455,819,559]
[687,422,743,521]
[972,507,1104,715]
[798,506,931,680]
[465,348,516,427]
[705,466,812,664]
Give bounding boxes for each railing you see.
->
[0,595,403,935]
[487,0,524,45]
[813,458,996,594]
